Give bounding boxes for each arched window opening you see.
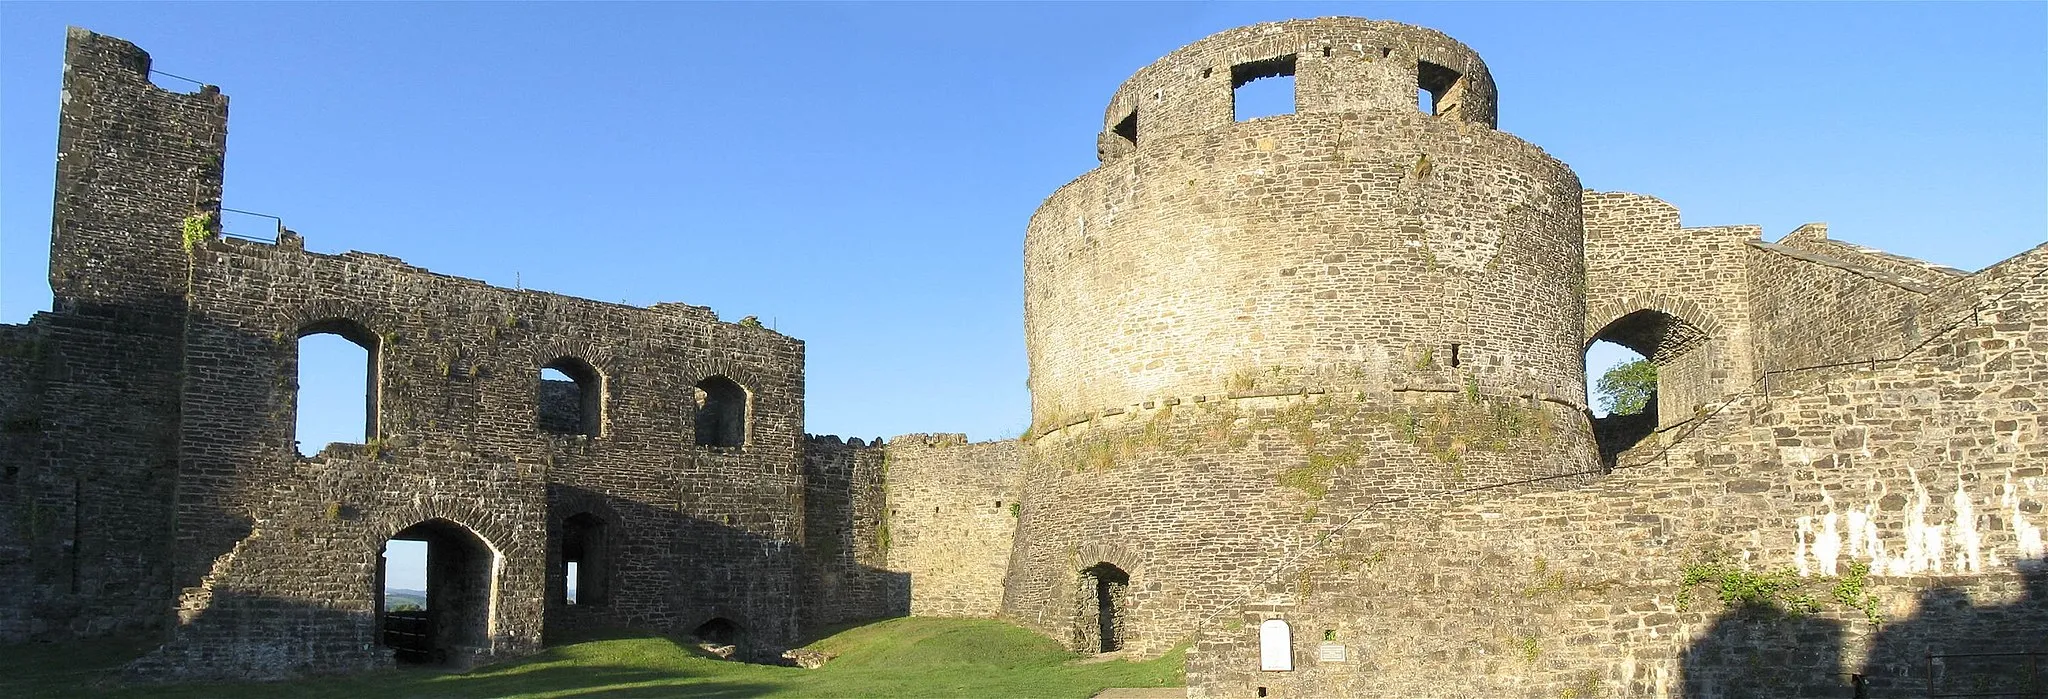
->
[1079,562,1131,654]
[296,319,378,457]
[693,375,747,447]
[538,357,602,437]
[379,518,496,667]
[693,617,742,646]
[1586,308,1713,466]
[559,513,608,606]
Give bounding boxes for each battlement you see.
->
[1097,17,1495,162]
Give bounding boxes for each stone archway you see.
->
[379,518,497,667]
[1078,562,1132,653]
[1584,297,1726,462]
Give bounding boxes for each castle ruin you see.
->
[2,18,2042,697]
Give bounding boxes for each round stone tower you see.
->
[1006,18,1603,656]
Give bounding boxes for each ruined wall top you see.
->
[1097,17,1496,162]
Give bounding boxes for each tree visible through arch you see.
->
[1585,307,1715,465]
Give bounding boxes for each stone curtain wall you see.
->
[1776,223,1968,289]
[0,323,45,639]
[1746,236,1940,375]
[1185,244,2048,698]
[0,29,230,643]
[132,228,807,678]
[801,435,907,626]
[879,435,1022,618]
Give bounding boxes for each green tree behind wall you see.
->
[1597,359,1657,416]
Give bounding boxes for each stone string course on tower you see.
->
[0,18,2041,697]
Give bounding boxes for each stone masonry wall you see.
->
[1777,223,1968,289]
[1017,17,1599,657]
[0,26,816,679]
[131,227,808,679]
[1746,237,1940,375]
[1028,20,1587,427]
[1582,192,1759,424]
[1008,389,1599,658]
[0,322,46,639]
[0,28,230,644]
[880,434,1022,618]
[1185,244,2047,698]
[801,435,907,626]
[1097,19,1497,154]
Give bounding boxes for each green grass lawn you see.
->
[1,617,1185,698]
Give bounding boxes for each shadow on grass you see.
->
[3,618,1183,699]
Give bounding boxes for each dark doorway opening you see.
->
[559,512,608,606]
[1080,562,1131,653]
[693,617,742,646]
[379,519,496,666]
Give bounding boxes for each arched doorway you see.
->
[378,519,497,666]
[1078,562,1131,653]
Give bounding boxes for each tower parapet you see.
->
[1095,18,1495,164]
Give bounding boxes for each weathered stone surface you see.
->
[3,17,2042,699]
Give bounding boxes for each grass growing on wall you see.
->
[1,618,1185,699]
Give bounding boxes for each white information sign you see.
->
[1317,643,1347,662]
[1259,619,1293,671]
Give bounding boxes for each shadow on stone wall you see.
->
[543,484,908,657]
[1681,564,2048,698]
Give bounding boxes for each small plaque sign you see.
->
[1317,643,1347,662]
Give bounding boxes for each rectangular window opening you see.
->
[1418,60,1462,116]
[1232,54,1298,121]
[1450,343,1462,368]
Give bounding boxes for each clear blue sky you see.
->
[3,2,2043,444]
